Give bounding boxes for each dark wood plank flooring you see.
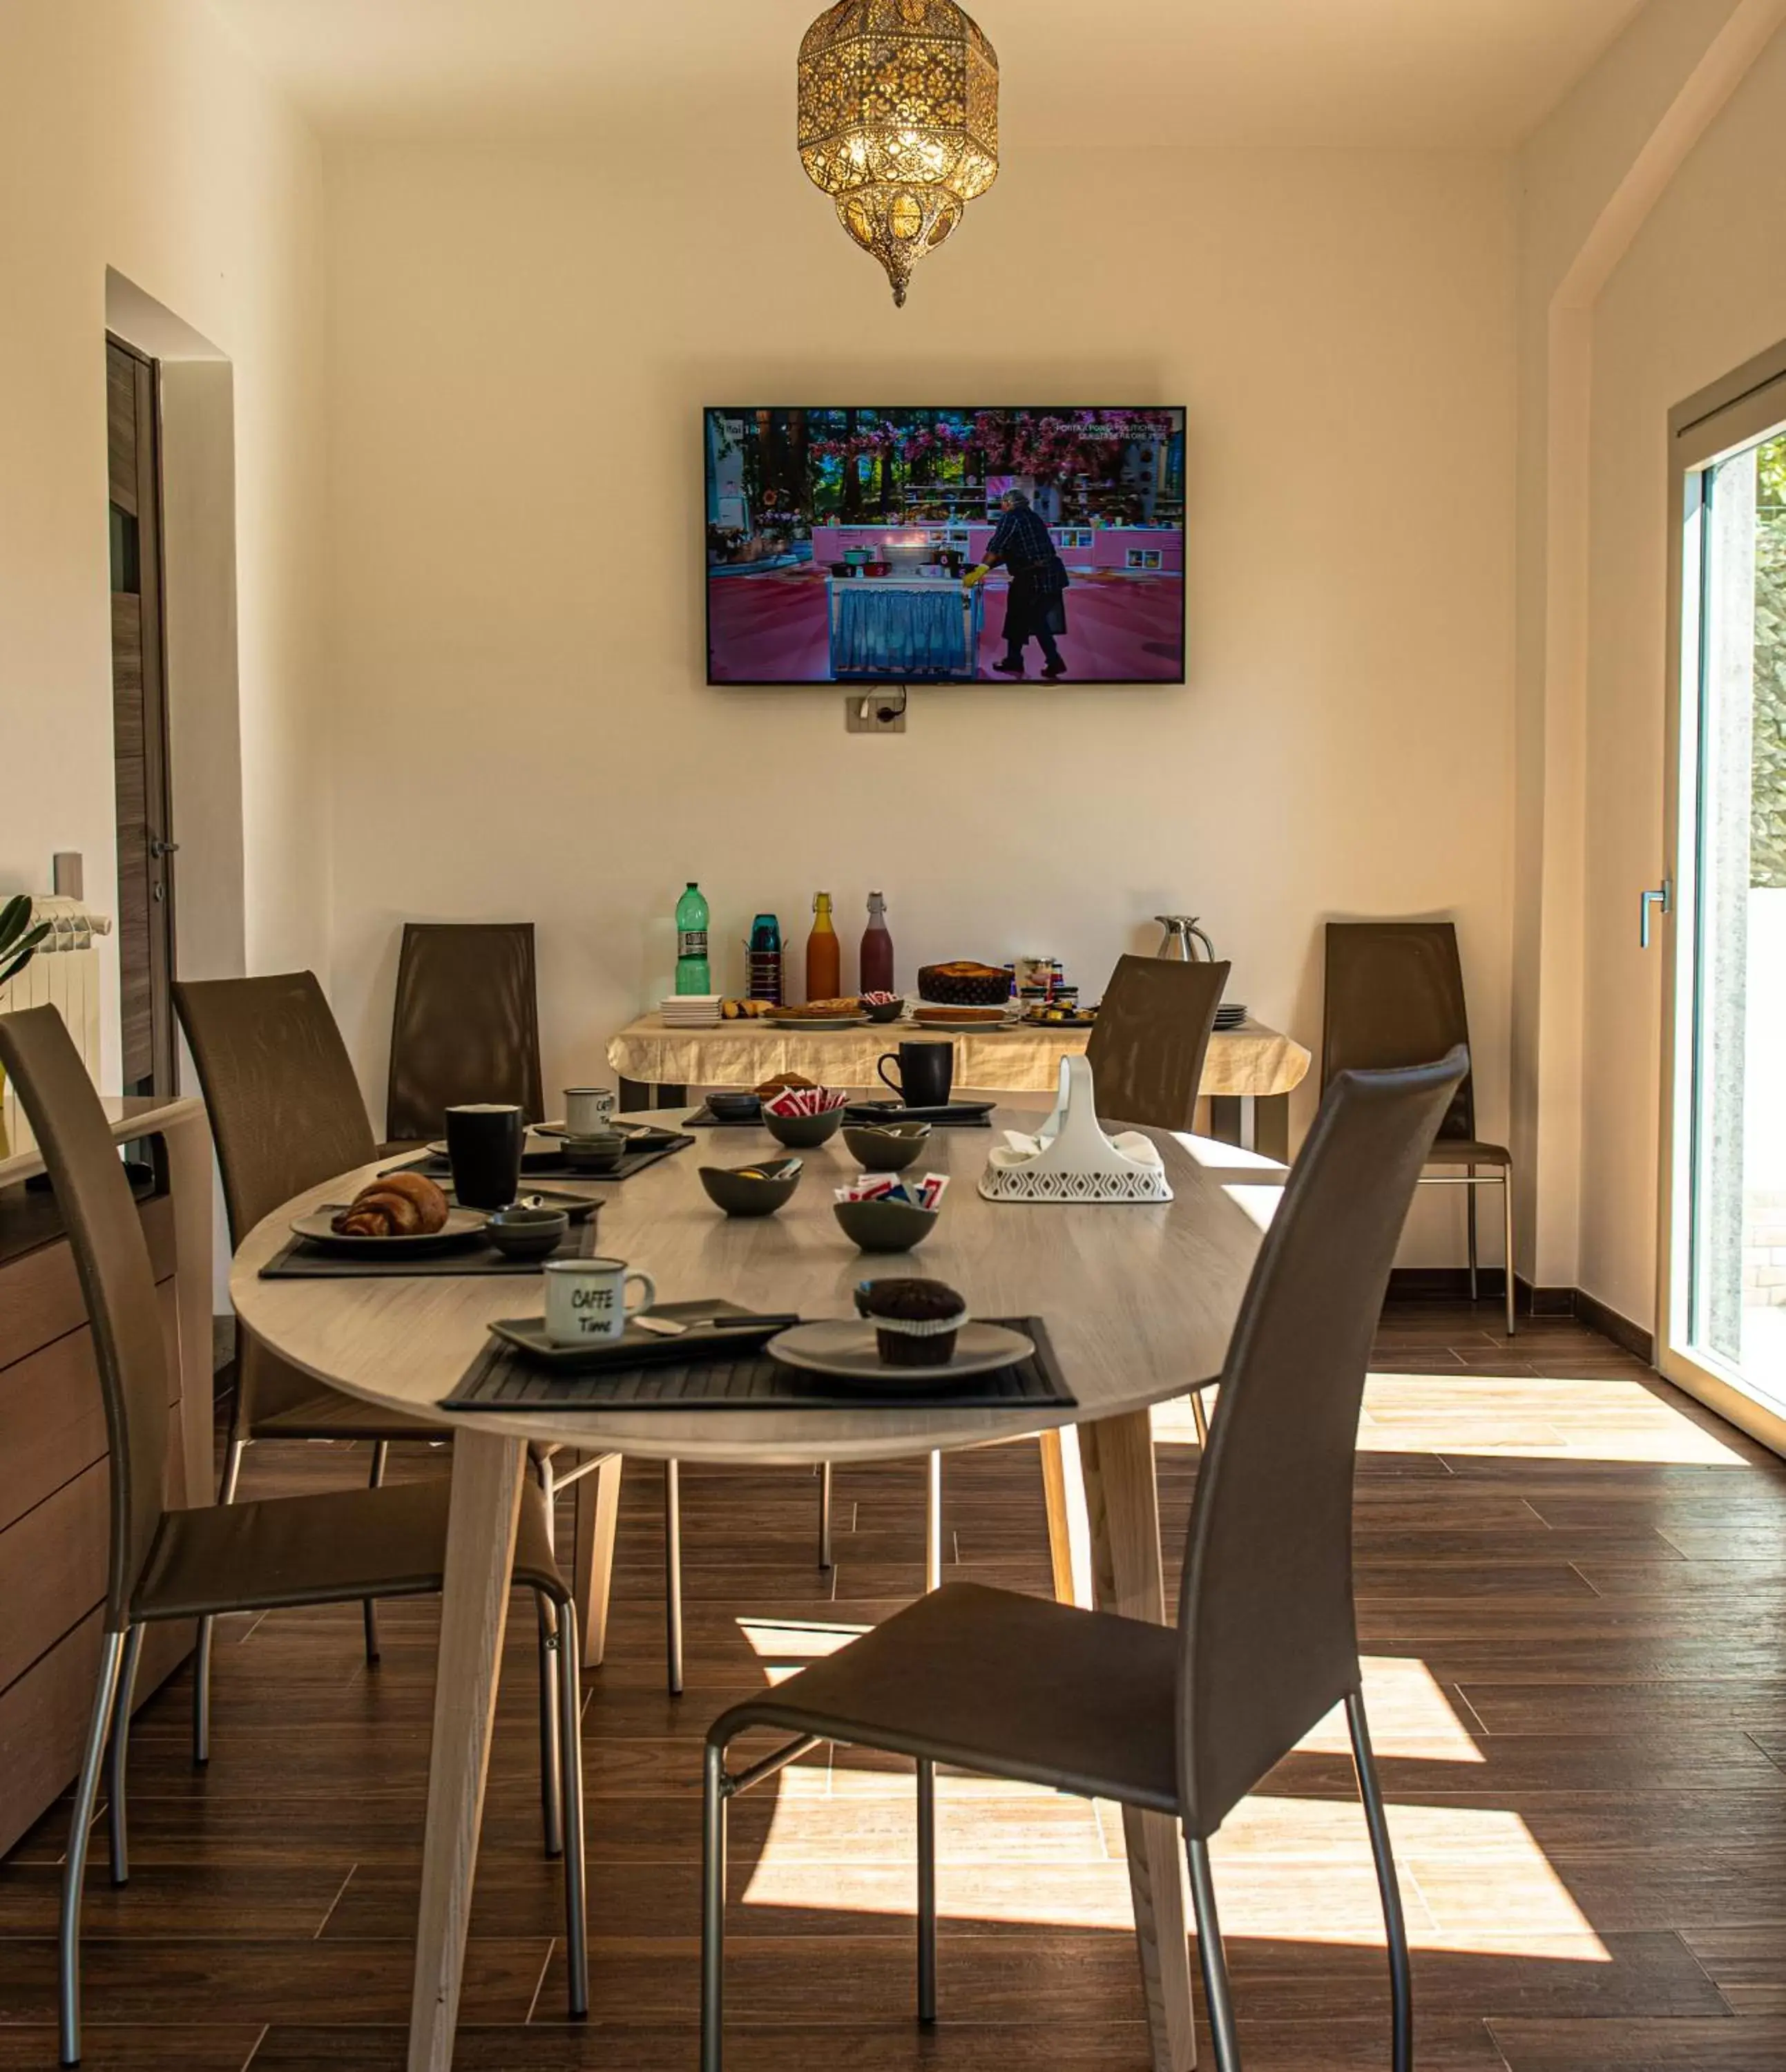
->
[2,1303,1783,2070]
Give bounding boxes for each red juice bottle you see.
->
[860,891,894,995]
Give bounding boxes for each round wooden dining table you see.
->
[231,1110,1284,2072]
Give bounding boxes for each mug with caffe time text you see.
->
[544,1257,657,1345]
[564,1086,617,1135]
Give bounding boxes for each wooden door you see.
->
[106,338,176,1095]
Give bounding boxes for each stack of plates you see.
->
[661,995,722,1028]
[1213,1004,1249,1030]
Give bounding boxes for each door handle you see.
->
[149,837,180,858]
[1640,879,1672,950]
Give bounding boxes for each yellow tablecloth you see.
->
[606,1014,1310,1101]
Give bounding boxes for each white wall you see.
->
[1577,21,1786,1321]
[0,0,329,1088]
[321,141,1517,1265]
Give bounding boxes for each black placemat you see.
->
[441,1315,1071,1414]
[682,1105,762,1129]
[260,1218,598,1280]
[842,1100,994,1129]
[386,1133,694,1185]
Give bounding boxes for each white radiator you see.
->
[0,898,111,1085]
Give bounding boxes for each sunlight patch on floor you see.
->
[1360,1372,1747,1464]
[738,1791,1606,1957]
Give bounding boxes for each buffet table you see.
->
[608,1012,1311,1159]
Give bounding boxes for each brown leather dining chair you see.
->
[1086,951,1232,1132]
[0,1005,593,2066]
[814,954,1234,1577]
[385,920,546,1143]
[698,1045,1468,2072]
[174,972,457,1733]
[177,970,670,1708]
[1323,920,1516,1332]
[384,919,695,1695]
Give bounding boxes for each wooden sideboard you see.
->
[0,1091,213,1856]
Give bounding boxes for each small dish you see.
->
[833,1198,939,1252]
[765,1107,847,1150]
[698,1159,803,1218]
[707,1091,763,1122]
[862,996,906,1024]
[842,1121,932,1173]
[484,1207,570,1260]
[560,1133,628,1173]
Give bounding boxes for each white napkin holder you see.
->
[979,1055,1173,1205]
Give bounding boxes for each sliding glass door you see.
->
[1664,347,1786,1439]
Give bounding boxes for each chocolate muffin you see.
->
[854,1277,970,1368]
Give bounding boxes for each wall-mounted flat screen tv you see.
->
[704,407,1187,685]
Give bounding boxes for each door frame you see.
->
[1660,335,1786,1457]
[106,332,178,1096]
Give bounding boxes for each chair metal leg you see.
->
[1347,1689,1412,2072]
[362,1439,390,1665]
[105,1627,144,1886]
[817,1461,834,1571]
[555,1602,588,2018]
[60,1630,127,2066]
[1191,1390,1210,1448]
[193,1435,249,1767]
[701,1736,729,2072]
[916,1758,937,2024]
[1466,1162,1479,1303]
[537,1598,564,1860]
[1503,1169,1517,1337]
[666,1459,684,1697]
[1186,1834,1242,2072]
[925,1451,943,1593]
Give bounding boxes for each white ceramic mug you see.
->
[544,1257,657,1345]
[564,1086,617,1135]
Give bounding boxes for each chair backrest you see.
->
[384,922,545,1144]
[1084,955,1231,1133]
[0,1008,173,1627]
[1175,1044,1468,1836]
[1322,921,1475,1142]
[173,972,376,1247]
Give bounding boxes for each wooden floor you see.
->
[3,1302,1785,2070]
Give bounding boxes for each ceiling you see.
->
[210,0,1645,151]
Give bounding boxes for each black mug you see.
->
[445,1102,526,1209]
[877,1041,953,1109]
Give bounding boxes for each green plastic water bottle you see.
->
[675,882,711,995]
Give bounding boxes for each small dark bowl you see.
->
[842,1121,932,1173]
[862,997,905,1024]
[485,1207,569,1261]
[764,1106,847,1150]
[699,1159,803,1218]
[833,1199,939,1252]
[561,1133,627,1173]
[707,1091,763,1122]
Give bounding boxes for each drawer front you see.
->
[0,1192,175,1370]
[0,1459,107,1693]
[0,1281,185,1537]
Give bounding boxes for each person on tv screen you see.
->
[979,488,1070,680]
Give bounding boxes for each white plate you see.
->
[290,1205,489,1255]
[767,1319,1034,1385]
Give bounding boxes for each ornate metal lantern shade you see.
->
[798,0,999,307]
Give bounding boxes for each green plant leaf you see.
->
[0,895,32,953]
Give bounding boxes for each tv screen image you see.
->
[704,407,1187,685]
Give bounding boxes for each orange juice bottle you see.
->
[805,892,841,1002]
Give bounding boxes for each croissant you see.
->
[332,1171,450,1238]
